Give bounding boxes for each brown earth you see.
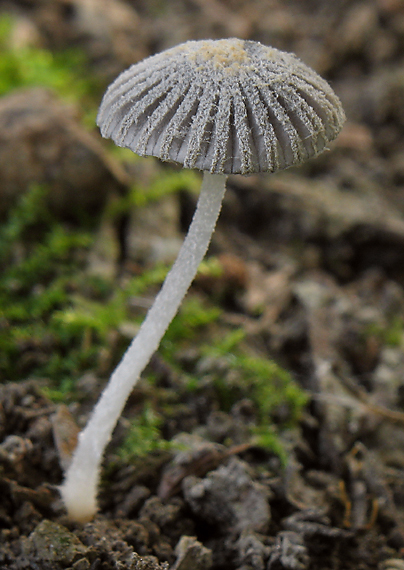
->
[1,1,404,569]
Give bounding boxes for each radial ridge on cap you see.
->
[97,38,345,175]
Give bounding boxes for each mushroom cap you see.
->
[97,38,345,175]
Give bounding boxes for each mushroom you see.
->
[60,38,345,522]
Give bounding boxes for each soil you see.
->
[1,0,404,569]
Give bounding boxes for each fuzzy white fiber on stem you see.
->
[60,172,228,522]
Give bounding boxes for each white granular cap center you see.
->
[187,39,249,73]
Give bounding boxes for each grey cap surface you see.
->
[97,38,345,175]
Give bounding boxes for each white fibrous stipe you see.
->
[97,38,346,174]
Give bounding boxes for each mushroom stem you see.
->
[60,171,228,522]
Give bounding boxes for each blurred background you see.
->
[1,1,404,567]
[2,0,404,382]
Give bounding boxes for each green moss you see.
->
[163,297,222,348]
[0,181,224,384]
[0,185,93,379]
[107,165,201,220]
[171,328,308,461]
[204,329,307,424]
[251,428,289,464]
[365,317,404,348]
[132,168,200,207]
[117,324,307,463]
[40,377,78,403]
[118,404,176,459]
[0,13,100,119]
